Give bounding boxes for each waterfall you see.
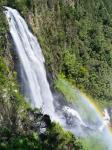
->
[5,7,112,150]
[4,7,56,119]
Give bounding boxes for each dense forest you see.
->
[0,0,112,149]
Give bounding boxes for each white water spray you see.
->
[99,109,110,132]
[63,106,87,127]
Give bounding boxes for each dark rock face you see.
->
[47,0,53,9]
[22,109,52,135]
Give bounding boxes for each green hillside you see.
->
[27,0,112,103]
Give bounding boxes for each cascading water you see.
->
[5,7,112,150]
[4,7,57,120]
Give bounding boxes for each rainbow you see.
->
[81,92,112,134]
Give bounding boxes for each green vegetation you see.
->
[0,0,31,15]
[40,123,86,150]
[55,73,112,109]
[81,136,108,150]
[0,125,86,150]
[0,107,86,150]
[24,0,112,104]
[55,74,78,103]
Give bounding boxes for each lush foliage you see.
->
[0,108,86,150]
[39,122,86,150]
[0,0,31,15]
[23,0,112,104]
